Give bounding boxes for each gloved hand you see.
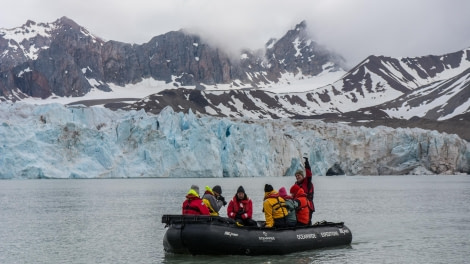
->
[218,195,227,206]
[303,157,311,170]
[235,208,243,219]
[236,211,243,219]
[229,212,236,218]
[242,213,248,219]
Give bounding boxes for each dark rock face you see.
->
[326,163,345,176]
[123,45,470,127]
[265,21,345,77]
[139,31,238,85]
[1,17,469,142]
[1,17,105,99]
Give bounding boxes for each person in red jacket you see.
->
[182,185,210,215]
[227,186,256,226]
[295,157,315,224]
[290,184,309,226]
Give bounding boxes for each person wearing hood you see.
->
[290,184,309,226]
[294,157,315,224]
[182,185,210,215]
[227,186,256,226]
[278,187,297,227]
[262,184,288,228]
[202,185,226,216]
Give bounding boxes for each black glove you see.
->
[303,157,311,170]
[218,195,227,206]
[236,211,243,219]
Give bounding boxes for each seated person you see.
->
[290,184,309,226]
[263,184,289,228]
[278,187,297,227]
[202,185,226,216]
[182,185,210,215]
[227,186,257,226]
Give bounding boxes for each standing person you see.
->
[262,184,288,228]
[227,186,257,226]
[202,185,226,216]
[182,185,210,215]
[289,184,309,226]
[278,187,297,227]
[295,157,315,224]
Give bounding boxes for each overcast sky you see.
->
[1,0,470,67]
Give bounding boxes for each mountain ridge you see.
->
[0,17,345,100]
[1,17,469,141]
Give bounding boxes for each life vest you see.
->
[203,199,218,216]
[183,200,203,214]
[182,189,209,215]
[202,191,219,216]
[293,189,309,225]
[271,197,287,215]
[263,191,288,228]
[182,194,210,215]
[227,196,252,219]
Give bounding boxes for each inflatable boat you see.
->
[162,214,352,255]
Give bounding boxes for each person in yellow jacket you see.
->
[202,185,226,216]
[263,184,289,228]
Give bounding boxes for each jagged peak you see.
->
[0,18,57,43]
[295,20,307,31]
[24,20,36,27]
[54,16,81,30]
[265,38,277,49]
[1,19,49,32]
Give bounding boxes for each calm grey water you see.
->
[1,176,469,264]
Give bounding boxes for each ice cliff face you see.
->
[0,103,468,179]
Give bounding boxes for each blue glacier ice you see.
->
[0,102,469,179]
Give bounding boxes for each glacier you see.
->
[0,102,469,179]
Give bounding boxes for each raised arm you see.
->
[304,157,312,179]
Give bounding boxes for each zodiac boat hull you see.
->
[162,214,352,255]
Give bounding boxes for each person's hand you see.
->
[236,211,242,219]
[218,195,227,206]
[303,157,311,169]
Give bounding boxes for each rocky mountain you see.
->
[125,49,470,117]
[0,17,345,101]
[1,17,469,141]
[123,49,470,140]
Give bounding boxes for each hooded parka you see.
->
[263,190,288,228]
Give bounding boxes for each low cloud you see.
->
[2,0,469,67]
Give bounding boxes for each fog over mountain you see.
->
[2,0,470,67]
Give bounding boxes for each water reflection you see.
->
[161,245,353,264]
[1,176,469,264]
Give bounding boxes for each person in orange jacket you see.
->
[290,184,309,226]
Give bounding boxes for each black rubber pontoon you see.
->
[162,214,352,255]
